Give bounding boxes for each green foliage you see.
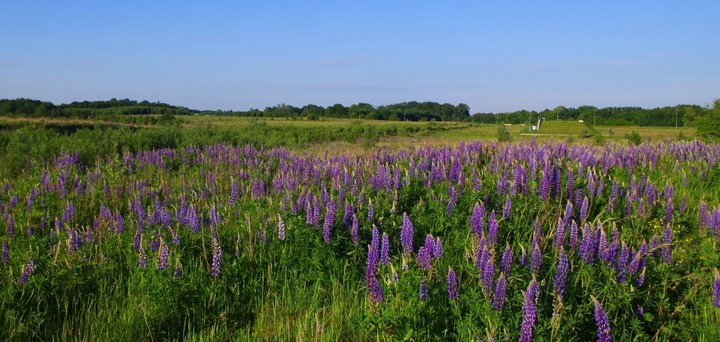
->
[497,125,511,142]
[625,131,643,145]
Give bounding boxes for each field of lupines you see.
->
[2,139,720,340]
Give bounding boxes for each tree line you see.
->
[471,104,708,127]
[0,98,192,118]
[1,97,716,127]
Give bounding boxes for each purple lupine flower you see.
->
[63,201,75,223]
[257,229,268,244]
[470,202,485,236]
[649,235,660,258]
[699,201,710,229]
[187,205,199,233]
[401,213,414,257]
[367,199,375,223]
[351,214,359,245]
[482,253,495,295]
[553,247,569,299]
[492,272,507,311]
[628,242,646,276]
[424,234,435,255]
[569,220,579,250]
[593,298,611,342]
[1,240,8,263]
[713,269,720,308]
[6,216,14,238]
[500,243,513,276]
[554,217,566,249]
[635,306,644,318]
[433,237,443,258]
[539,169,550,201]
[157,240,169,270]
[419,281,429,301]
[228,179,239,205]
[211,236,222,277]
[662,223,672,264]
[208,205,221,228]
[531,219,542,248]
[277,215,286,241]
[446,184,457,215]
[417,247,431,270]
[322,201,336,244]
[636,267,646,287]
[580,196,589,223]
[343,202,354,227]
[664,200,674,226]
[365,244,383,303]
[371,225,380,253]
[487,210,498,246]
[380,232,390,265]
[616,242,629,284]
[579,224,595,264]
[115,212,124,234]
[19,259,35,285]
[519,277,540,342]
[138,246,147,268]
[502,195,512,219]
[679,196,687,214]
[607,181,619,212]
[447,267,459,300]
[530,243,541,274]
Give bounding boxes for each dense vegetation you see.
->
[1,138,719,340]
[2,97,717,127]
[471,104,706,127]
[0,120,451,179]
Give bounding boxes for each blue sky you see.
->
[2,1,718,113]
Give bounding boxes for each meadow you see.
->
[0,115,718,341]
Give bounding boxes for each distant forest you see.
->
[0,98,712,127]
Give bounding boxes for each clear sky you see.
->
[2,1,719,113]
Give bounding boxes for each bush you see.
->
[497,125,511,142]
[625,131,643,145]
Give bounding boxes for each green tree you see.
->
[696,99,720,142]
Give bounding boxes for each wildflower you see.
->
[433,237,444,258]
[211,236,222,277]
[417,247,431,270]
[500,243,513,276]
[488,210,498,246]
[419,281,429,300]
[365,243,383,303]
[519,277,539,342]
[380,232,390,265]
[19,259,35,285]
[662,224,672,264]
[157,239,169,270]
[593,298,611,342]
[502,195,512,219]
[401,213,414,257]
[1,241,8,263]
[138,246,147,268]
[492,272,507,311]
[553,247,569,299]
[351,213,359,245]
[530,243,541,274]
[470,202,485,236]
[322,201,335,244]
[447,267,459,300]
